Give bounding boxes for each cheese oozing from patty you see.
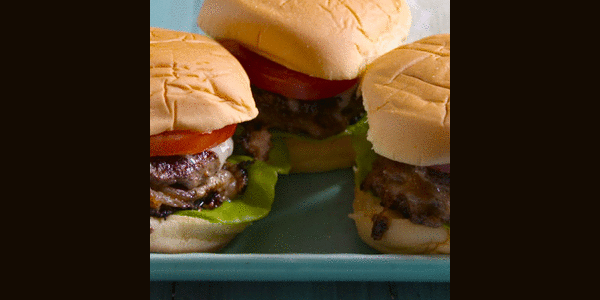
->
[209,137,234,167]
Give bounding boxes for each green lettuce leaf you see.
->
[265,116,372,175]
[263,134,292,175]
[349,116,378,186]
[174,155,279,225]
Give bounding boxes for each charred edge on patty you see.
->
[360,155,450,241]
[150,151,251,233]
[236,85,365,161]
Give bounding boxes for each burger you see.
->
[150,27,279,253]
[197,0,412,173]
[350,34,450,254]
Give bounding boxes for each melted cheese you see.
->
[209,138,234,167]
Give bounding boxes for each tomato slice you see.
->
[220,40,358,100]
[150,124,237,157]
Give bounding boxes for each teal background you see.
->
[150,0,204,34]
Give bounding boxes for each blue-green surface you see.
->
[151,253,450,282]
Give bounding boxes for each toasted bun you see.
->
[198,0,411,80]
[350,187,450,254]
[150,215,249,253]
[361,34,450,166]
[150,27,258,136]
[285,135,355,173]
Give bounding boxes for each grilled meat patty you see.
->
[360,155,450,240]
[150,151,249,219]
[237,85,364,161]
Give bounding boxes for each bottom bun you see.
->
[285,135,355,173]
[150,215,249,253]
[350,187,450,254]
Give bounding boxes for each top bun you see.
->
[361,34,450,166]
[150,27,258,136]
[197,0,412,80]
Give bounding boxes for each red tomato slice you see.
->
[220,40,358,100]
[150,124,237,157]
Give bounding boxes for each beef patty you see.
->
[150,151,249,219]
[237,85,365,161]
[360,155,450,240]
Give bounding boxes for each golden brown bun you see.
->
[285,135,355,173]
[150,27,258,136]
[350,187,450,254]
[197,0,412,80]
[150,215,249,253]
[361,34,450,166]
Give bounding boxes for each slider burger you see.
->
[350,34,450,254]
[198,0,412,173]
[150,27,278,253]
